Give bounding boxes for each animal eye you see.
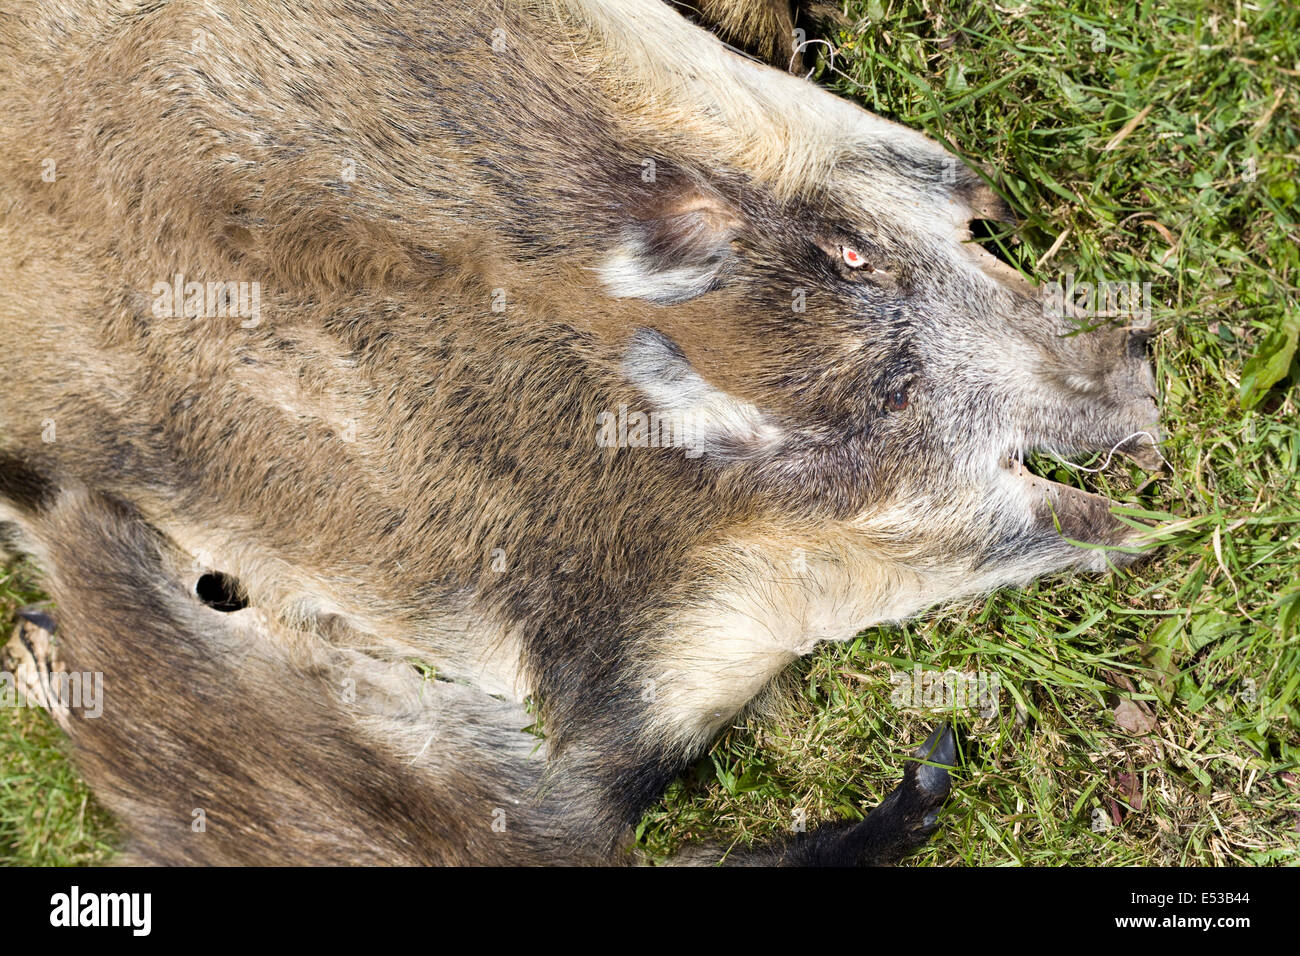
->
[885,386,910,411]
[841,245,868,269]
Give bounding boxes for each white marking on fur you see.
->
[597,244,721,304]
[622,329,783,460]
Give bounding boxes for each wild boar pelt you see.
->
[0,0,1157,865]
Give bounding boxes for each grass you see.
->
[1,0,1297,866]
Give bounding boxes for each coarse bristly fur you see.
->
[0,0,1161,865]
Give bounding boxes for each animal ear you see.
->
[621,328,783,462]
[598,186,744,304]
[690,0,801,72]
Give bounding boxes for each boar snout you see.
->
[996,318,1165,560]
[1026,321,1162,456]
[1044,322,1156,400]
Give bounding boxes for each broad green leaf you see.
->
[1239,313,1300,408]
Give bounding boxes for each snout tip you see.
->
[1125,324,1155,359]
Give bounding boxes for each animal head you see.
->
[0,0,1157,578]
[588,129,1160,572]
[473,0,1163,572]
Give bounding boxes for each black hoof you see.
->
[911,723,957,800]
[777,724,959,866]
[16,605,58,636]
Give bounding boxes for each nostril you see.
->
[196,571,248,612]
[1126,326,1154,359]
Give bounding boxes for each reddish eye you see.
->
[885,388,910,411]
[841,246,867,268]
